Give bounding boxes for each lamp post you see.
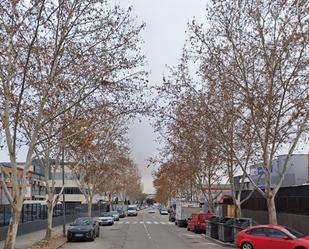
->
[62,146,66,236]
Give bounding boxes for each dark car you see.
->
[67,217,100,242]
[169,212,175,222]
[117,209,126,218]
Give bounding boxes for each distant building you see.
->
[0,163,34,205]
[235,153,309,191]
[0,160,89,205]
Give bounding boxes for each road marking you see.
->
[143,221,152,240]
[185,234,201,237]
[117,220,173,225]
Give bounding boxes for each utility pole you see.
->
[62,146,66,237]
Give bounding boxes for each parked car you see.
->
[169,212,176,222]
[187,212,214,233]
[98,212,114,226]
[236,225,309,249]
[110,211,120,221]
[148,207,156,214]
[160,208,168,215]
[67,217,99,242]
[127,207,138,216]
[117,209,126,218]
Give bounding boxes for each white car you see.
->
[148,208,156,214]
[160,209,168,215]
[127,207,138,216]
[98,213,114,226]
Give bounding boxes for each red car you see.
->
[236,225,309,249]
[187,212,213,233]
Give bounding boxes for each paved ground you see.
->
[0,225,64,249]
[61,209,229,249]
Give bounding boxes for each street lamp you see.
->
[62,146,66,236]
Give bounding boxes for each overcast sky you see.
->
[117,0,209,194]
[2,1,307,195]
[0,0,208,195]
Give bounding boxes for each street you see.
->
[61,209,227,249]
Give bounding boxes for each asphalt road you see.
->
[61,209,227,249]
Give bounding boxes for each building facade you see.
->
[0,163,33,205]
[235,153,309,191]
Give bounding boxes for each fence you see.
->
[0,203,65,227]
[240,185,309,216]
[0,202,108,241]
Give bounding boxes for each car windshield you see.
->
[111,211,118,214]
[128,207,136,210]
[71,218,91,226]
[283,227,306,239]
[101,213,112,217]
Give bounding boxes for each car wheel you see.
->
[194,226,198,233]
[241,242,253,249]
[90,231,95,241]
[67,237,72,242]
[96,228,100,237]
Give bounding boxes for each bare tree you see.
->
[0,0,146,247]
[187,0,309,223]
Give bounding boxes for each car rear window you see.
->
[247,228,267,237]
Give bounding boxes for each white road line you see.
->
[125,221,130,224]
[139,221,144,224]
[143,222,152,240]
[146,221,152,224]
[185,234,201,237]
[168,222,173,225]
[118,221,123,224]
[133,221,137,224]
[160,221,165,224]
[153,221,159,224]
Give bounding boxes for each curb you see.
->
[54,240,66,249]
[205,235,236,248]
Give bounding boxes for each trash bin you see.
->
[206,216,224,239]
[218,218,234,242]
[232,218,256,243]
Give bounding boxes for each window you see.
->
[247,228,267,237]
[283,227,305,239]
[267,229,287,239]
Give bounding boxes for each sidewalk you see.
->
[0,226,65,249]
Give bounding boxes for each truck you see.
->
[175,200,201,227]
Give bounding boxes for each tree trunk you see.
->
[45,202,54,240]
[267,194,277,224]
[234,199,242,218]
[4,208,21,249]
[87,201,92,217]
